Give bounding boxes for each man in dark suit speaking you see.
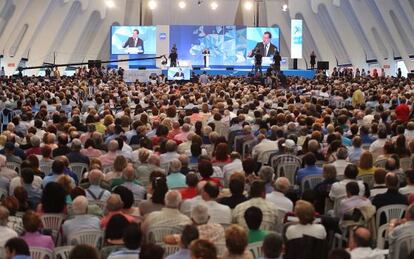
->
[123,29,144,53]
[173,68,184,79]
[249,31,277,58]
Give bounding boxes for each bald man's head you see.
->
[353,227,371,248]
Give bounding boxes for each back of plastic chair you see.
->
[376,204,407,231]
[0,188,7,199]
[357,174,374,189]
[102,165,114,174]
[247,242,263,259]
[374,159,387,168]
[68,230,103,248]
[68,163,88,180]
[54,246,74,259]
[301,175,324,191]
[40,164,53,175]
[147,226,183,245]
[30,247,54,259]
[163,245,180,256]
[40,213,66,244]
[6,161,20,174]
[215,241,227,257]
[277,163,300,184]
[400,157,412,172]
[376,224,389,249]
[393,233,414,259]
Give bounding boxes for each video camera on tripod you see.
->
[254,48,263,66]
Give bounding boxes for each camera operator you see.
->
[254,48,263,75]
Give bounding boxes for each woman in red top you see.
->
[198,159,221,186]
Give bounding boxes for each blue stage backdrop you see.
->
[169,25,279,67]
[111,26,157,55]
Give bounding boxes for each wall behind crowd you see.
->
[0,0,413,76]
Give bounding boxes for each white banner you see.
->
[291,19,303,59]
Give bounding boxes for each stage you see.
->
[161,68,315,79]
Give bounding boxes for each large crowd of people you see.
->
[0,66,413,259]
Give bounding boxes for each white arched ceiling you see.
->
[0,0,413,75]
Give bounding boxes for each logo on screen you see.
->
[159,33,167,40]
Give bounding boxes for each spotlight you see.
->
[281,1,288,11]
[210,1,218,10]
[244,1,253,10]
[105,0,115,8]
[178,0,186,9]
[148,0,157,10]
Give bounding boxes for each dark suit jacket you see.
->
[66,151,90,165]
[252,42,277,57]
[123,37,144,51]
[174,72,184,78]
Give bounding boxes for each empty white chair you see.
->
[375,204,407,232]
[301,175,324,191]
[54,246,74,259]
[30,247,54,259]
[247,241,263,259]
[67,230,103,248]
[68,163,89,180]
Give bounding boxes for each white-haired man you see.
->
[62,196,100,243]
[166,159,186,189]
[85,169,111,202]
[266,177,293,213]
[142,190,191,235]
[98,140,119,167]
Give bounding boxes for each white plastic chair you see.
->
[163,245,180,256]
[6,161,20,174]
[393,233,414,259]
[247,241,263,259]
[0,188,7,198]
[67,230,103,248]
[301,175,324,191]
[30,247,54,259]
[215,241,227,257]
[276,163,301,185]
[374,159,387,168]
[242,139,257,159]
[376,224,389,249]
[375,204,407,231]
[40,164,53,175]
[357,174,375,189]
[54,246,74,259]
[68,163,89,180]
[400,157,412,171]
[102,165,114,174]
[147,225,184,245]
[40,213,66,244]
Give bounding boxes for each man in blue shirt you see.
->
[166,225,199,259]
[296,152,323,185]
[4,237,31,259]
[42,160,74,188]
[108,223,142,259]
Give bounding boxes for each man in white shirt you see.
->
[330,164,365,200]
[339,182,372,217]
[266,177,293,213]
[399,169,414,195]
[200,182,231,224]
[160,140,180,166]
[62,196,100,243]
[252,134,278,165]
[369,128,388,161]
[142,190,191,235]
[348,227,386,259]
[330,147,351,176]
[222,152,244,187]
